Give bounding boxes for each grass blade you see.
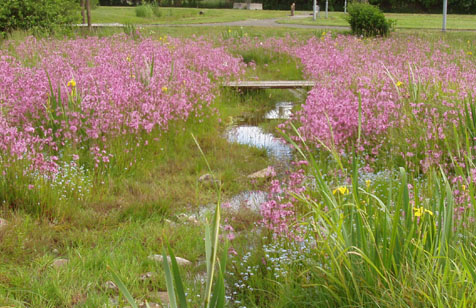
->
[168,245,188,308]
[108,267,139,308]
[162,248,178,308]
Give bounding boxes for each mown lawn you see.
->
[277,11,476,29]
[91,6,288,24]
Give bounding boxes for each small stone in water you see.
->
[248,166,275,179]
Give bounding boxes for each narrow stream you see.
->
[194,100,297,217]
[222,101,295,213]
[225,101,294,162]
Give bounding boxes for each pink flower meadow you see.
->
[0,35,245,174]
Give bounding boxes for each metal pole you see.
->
[325,0,328,18]
[442,0,447,31]
[313,0,317,20]
[344,0,347,13]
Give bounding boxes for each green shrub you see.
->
[0,0,80,36]
[151,3,162,17]
[346,3,394,37]
[135,4,153,18]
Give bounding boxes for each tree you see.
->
[86,0,92,30]
[81,0,86,23]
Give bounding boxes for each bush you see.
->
[151,3,161,17]
[0,0,80,36]
[346,3,394,37]
[135,4,153,17]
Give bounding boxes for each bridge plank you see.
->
[223,80,315,89]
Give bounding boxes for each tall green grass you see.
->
[256,118,476,306]
[135,3,161,18]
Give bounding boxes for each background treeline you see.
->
[99,0,234,8]
[98,0,476,13]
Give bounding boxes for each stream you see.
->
[222,101,295,213]
[225,101,294,162]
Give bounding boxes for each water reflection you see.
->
[264,101,294,120]
[225,190,268,212]
[226,126,293,161]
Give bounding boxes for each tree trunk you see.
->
[80,0,86,24]
[86,0,92,31]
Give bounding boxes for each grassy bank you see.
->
[1,26,476,308]
[0,33,306,305]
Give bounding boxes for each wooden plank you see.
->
[223,80,315,89]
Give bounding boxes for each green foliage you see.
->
[135,2,161,18]
[135,4,153,17]
[346,3,393,37]
[77,0,100,9]
[0,0,80,36]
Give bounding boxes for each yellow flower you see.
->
[333,186,349,195]
[162,86,168,93]
[365,179,371,189]
[67,78,76,88]
[462,184,467,191]
[396,81,403,87]
[126,56,131,62]
[468,51,473,56]
[413,207,433,217]
[228,29,232,33]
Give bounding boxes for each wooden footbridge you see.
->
[223,80,315,90]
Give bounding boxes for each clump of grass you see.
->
[135,4,159,18]
[135,4,154,18]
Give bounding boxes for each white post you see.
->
[313,0,317,20]
[325,0,328,18]
[442,0,447,31]
[344,0,347,13]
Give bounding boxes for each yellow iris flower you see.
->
[413,207,433,217]
[67,78,76,88]
[333,186,349,195]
